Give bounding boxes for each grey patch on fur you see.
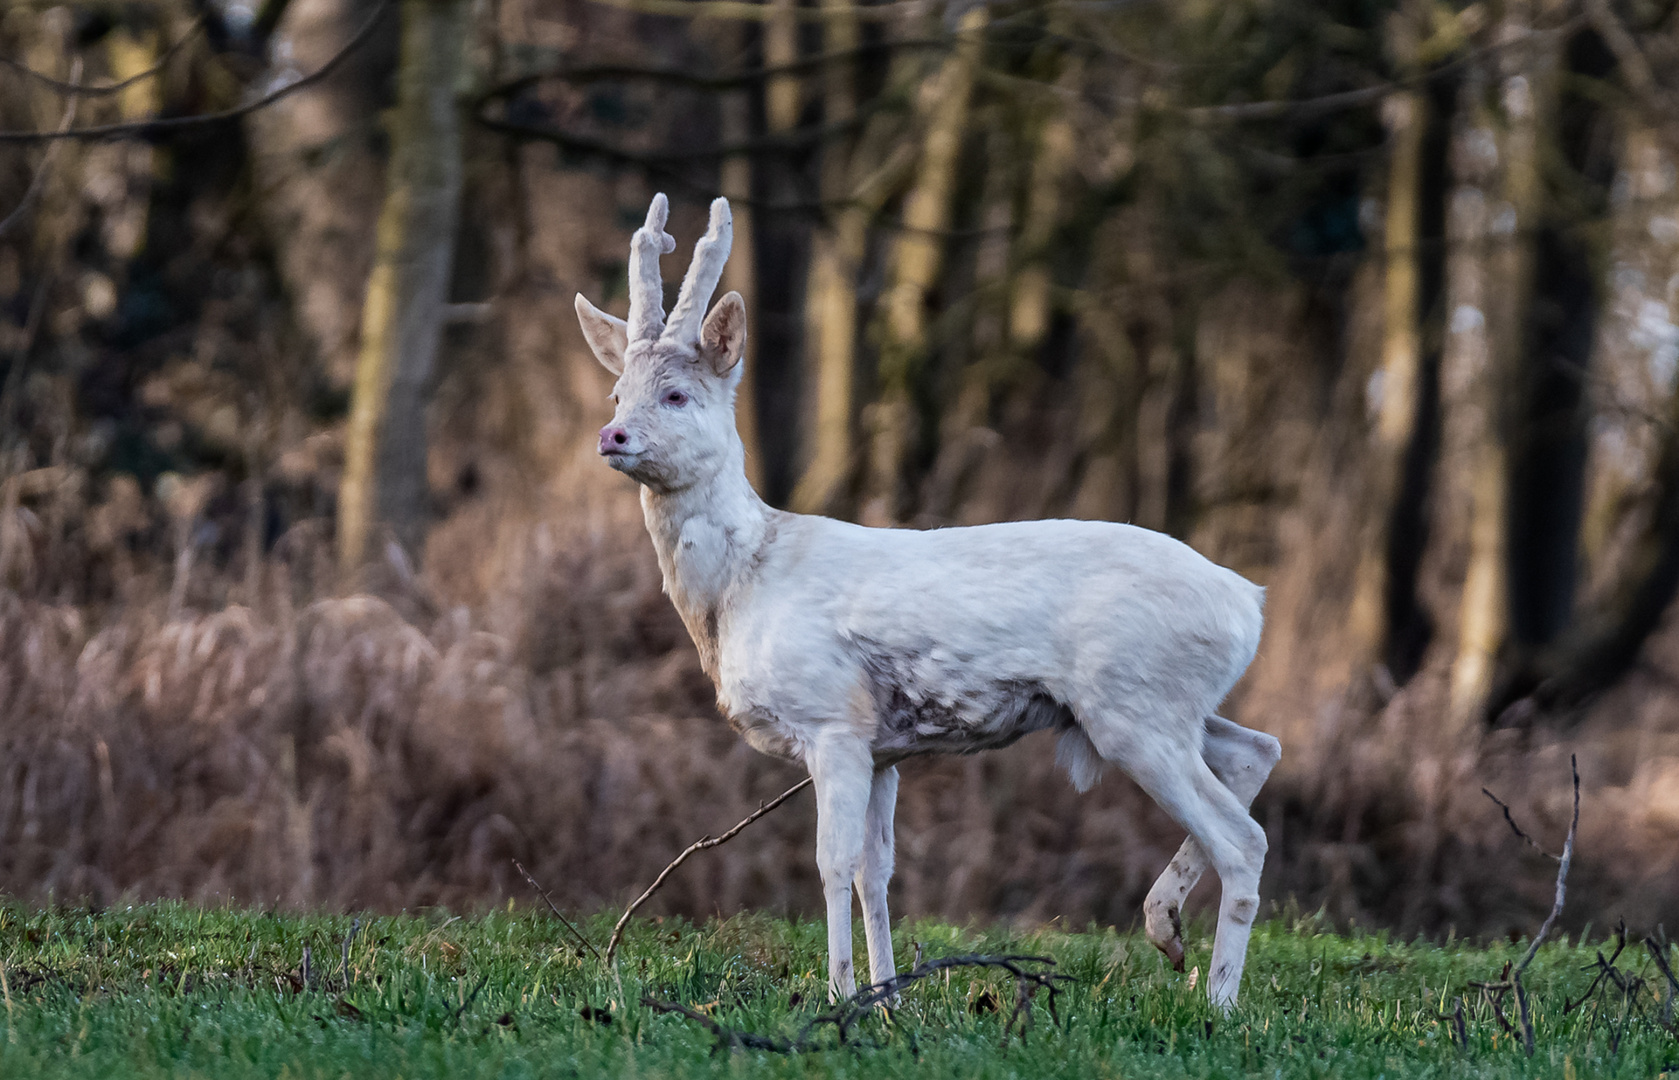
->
[855,639,1072,764]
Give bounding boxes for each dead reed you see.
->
[0,471,1676,938]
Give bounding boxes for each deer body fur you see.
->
[576,195,1280,1011]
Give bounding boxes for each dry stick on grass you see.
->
[1475,754,1581,1056]
[1448,997,1469,1050]
[452,975,490,1023]
[339,917,361,991]
[513,859,603,965]
[644,953,1071,1054]
[1564,921,1628,1015]
[603,777,813,964]
[1,961,12,1045]
[1646,936,1678,1030]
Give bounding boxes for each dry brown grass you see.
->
[3,463,1678,940]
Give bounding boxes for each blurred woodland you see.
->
[3,0,1679,939]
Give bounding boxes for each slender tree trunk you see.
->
[864,5,986,525]
[1009,69,1076,360]
[339,0,466,571]
[763,0,800,134]
[1349,85,1427,659]
[1424,7,1549,730]
[103,21,162,264]
[720,73,763,491]
[1577,125,1678,619]
[790,0,862,515]
[1426,72,1501,732]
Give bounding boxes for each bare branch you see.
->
[0,20,201,97]
[0,0,393,143]
[641,998,796,1053]
[603,777,812,964]
[513,859,603,966]
[1516,756,1580,980]
[798,954,1069,1046]
[1186,14,1585,123]
[1483,787,1558,859]
[0,58,81,240]
[1648,936,1678,1028]
[1583,0,1661,107]
[1510,756,1581,1055]
[582,0,918,23]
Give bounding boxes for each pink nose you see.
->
[598,426,629,454]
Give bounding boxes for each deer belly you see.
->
[867,678,1071,762]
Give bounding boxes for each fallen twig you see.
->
[643,952,1071,1053]
[641,998,795,1053]
[339,917,361,991]
[513,859,603,965]
[802,954,1070,1047]
[603,777,812,964]
[1646,935,1677,1029]
[453,975,490,1022]
[1564,923,1627,1015]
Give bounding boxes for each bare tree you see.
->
[339,0,467,571]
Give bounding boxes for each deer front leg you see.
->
[856,765,899,987]
[807,732,874,1001]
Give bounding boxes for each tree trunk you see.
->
[864,5,986,525]
[1577,125,1678,620]
[1348,85,1427,660]
[1423,8,1549,731]
[720,67,763,491]
[1008,71,1076,360]
[339,0,467,571]
[790,0,862,516]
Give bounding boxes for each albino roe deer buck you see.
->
[575,194,1280,1010]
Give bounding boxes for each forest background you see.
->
[1,0,1677,942]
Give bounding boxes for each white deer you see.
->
[574,194,1280,1010]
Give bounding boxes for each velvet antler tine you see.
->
[661,197,733,345]
[627,193,677,342]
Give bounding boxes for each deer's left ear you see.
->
[575,294,629,375]
[699,291,747,377]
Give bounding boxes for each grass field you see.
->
[0,900,1673,1078]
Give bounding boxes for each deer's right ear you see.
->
[575,294,629,376]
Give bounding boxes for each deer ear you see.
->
[698,291,747,377]
[575,294,628,375]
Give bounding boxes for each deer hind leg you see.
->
[1080,712,1269,1010]
[855,765,899,988]
[1143,717,1280,970]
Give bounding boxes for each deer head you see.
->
[575,194,748,494]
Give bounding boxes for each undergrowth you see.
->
[0,901,1674,1078]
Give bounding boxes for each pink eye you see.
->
[664,389,688,407]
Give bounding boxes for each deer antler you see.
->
[627,193,677,342]
[662,197,733,347]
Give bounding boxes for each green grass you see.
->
[0,901,1673,1078]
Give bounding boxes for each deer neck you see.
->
[639,437,773,673]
